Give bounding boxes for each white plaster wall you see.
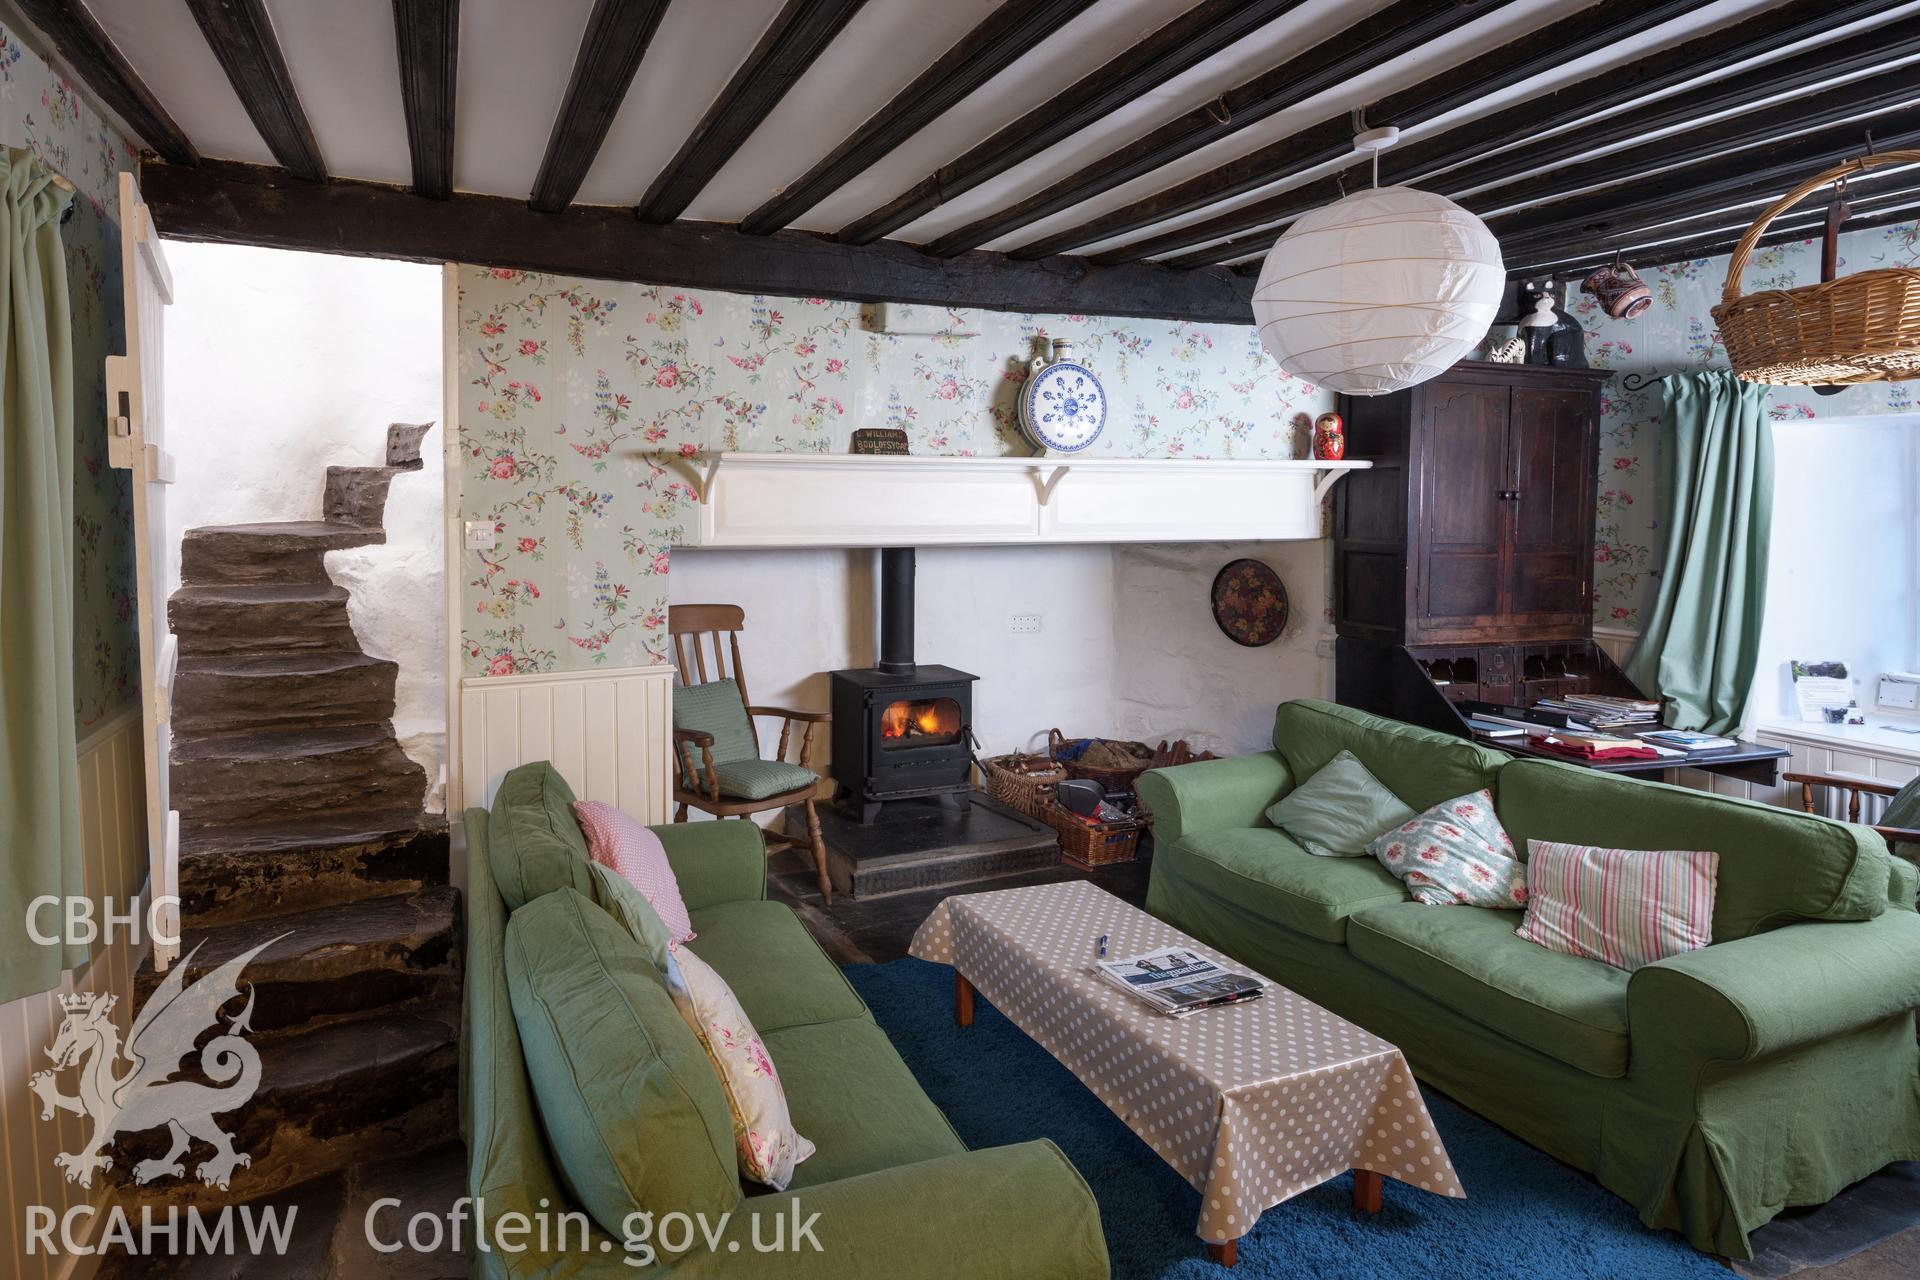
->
[668,540,1332,771]
[160,242,447,804]
[1110,542,1334,756]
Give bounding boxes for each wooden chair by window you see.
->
[1784,772,1920,875]
[669,605,833,903]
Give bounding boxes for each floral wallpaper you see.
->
[454,268,1332,677]
[457,217,1920,675]
[1563,219,1920,632]
[0,23,135,728]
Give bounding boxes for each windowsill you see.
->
[1752,716,1920,764]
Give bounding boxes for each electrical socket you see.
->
[1011,613,1043,634]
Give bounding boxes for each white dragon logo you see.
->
[30,936,282,1190]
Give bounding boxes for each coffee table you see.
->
[909,880,1463,1266]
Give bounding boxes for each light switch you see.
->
[464,519,499,551]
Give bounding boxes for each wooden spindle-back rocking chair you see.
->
[1784,771,1920,901]
[668,604,834,902]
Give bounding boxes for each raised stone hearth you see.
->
[791,792,1059,899]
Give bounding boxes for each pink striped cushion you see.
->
[572,800,695,943]
[1515,840,1718,971]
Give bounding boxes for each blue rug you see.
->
[845,957,1724,1280]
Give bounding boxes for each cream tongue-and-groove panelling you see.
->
[0,708,150,1280]
[455,664,675,822]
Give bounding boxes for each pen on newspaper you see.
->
[1096,934,1108,959]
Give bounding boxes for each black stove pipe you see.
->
[877,547,915,674]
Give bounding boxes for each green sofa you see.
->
[1138,699,1920,1260]
[462,762,1109,1278]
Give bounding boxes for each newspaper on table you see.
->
[1093,945,1265,1017]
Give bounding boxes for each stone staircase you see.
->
[112,423,459,1211]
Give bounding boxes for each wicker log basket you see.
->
[981,752,1141,867]
[1712,149,1920,386]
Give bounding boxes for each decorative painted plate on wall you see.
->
[1019,360,1107,453]
[1210,558,1289,647]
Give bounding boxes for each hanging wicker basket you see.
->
[1712,149,1920,386]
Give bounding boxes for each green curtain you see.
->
[1624,371,1774,736]
[0,149,81,1003]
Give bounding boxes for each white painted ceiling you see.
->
[70,0,1920,262]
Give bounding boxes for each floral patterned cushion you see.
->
[574,799,695,942]
[665,943,815,1189]
[1367,789,1527,908]
[1516,841,1718,971]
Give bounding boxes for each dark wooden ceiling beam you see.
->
[1102,0,1918,267]
[1017,0,1698,262]
[528,0,672,213]
[738,0,1101,236]
[1475,70,1920,232]
[1429,30,1920,202]
[1506,199,1920,281]
[1502,167,1920,274]
[391,0,458,199]
[1486,108,1920,249]
[1213,73,1920,272]
[185,0,325,182]
[13,0,199,165]
[636,0,869,224]
[834,0,1309,247]
[922,0,1491,259]
[138,158,1257,325]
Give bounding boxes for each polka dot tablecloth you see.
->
[908,879,1464,1244]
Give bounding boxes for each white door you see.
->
[104,171,179,969]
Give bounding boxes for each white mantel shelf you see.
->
[694,452,1371,549]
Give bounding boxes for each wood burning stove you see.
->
[829,548,977,823]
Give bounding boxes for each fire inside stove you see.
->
[879,696,963,748]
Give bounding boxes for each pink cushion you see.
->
[572,800,695,943]
[1516,840,1718,972]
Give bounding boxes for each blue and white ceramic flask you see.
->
[1019,337,1108,455]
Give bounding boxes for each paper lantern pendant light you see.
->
[1253,130,1505,396]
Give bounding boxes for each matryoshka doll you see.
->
[1312,412,1346,461]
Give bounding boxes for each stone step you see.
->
[173,651,398,738]
[180,520,383,587]
[94,1138,471,1280]
[179,812,449,925]
[170,582,358,657]
[324,466,400,530]
[385,421,432,471]
[107,1011,458,1210]
[173,726,428,836]
[137,886,459,1036]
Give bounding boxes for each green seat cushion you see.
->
[503,889,741,1241]
[1272,699,1508,813]
[712,758,819,802]
[760,1018,966,1191]
[586,860,672,974]
[1169,827,1408,943]
[1347,902,1630,1078]
[1265,749,1415,856]
[674,679,760,785]
[685,900,868,1033]
[488,761,594,910]
[1496,758,1891,940]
